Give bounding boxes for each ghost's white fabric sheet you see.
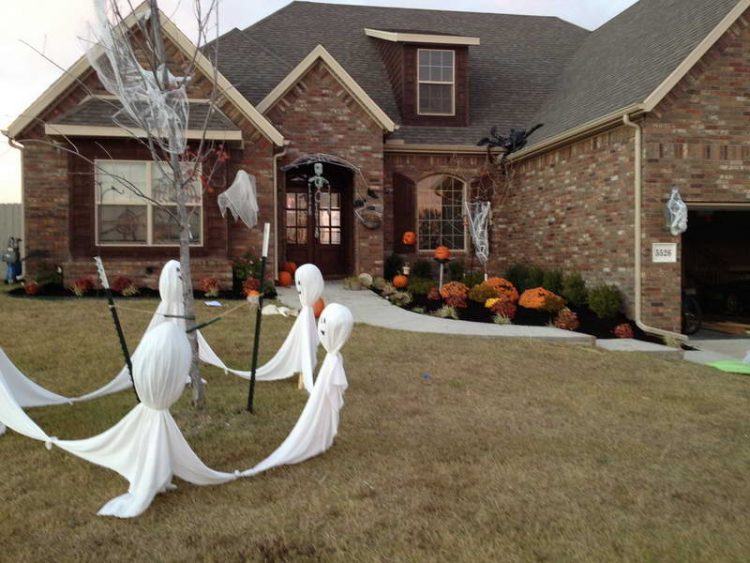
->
[0,323,237,518]
[0,304,354,517]
[243,303,352,476]
[77,260,227,401]
[202,264,324,393]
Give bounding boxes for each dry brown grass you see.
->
[0,288,749,562]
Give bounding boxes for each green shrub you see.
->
[384,253,405,280]
[462,271,485,288]
[407,277,436,296]
[411,259,433,279]
[505,264,530,291]
[468,282,499,304]
[542,269,563,294]
[561,272,588,307]
[526,265,545,290]
[588,284,623,319]
[448,260,465,281]
[506,263,544,292]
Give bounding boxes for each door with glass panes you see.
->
[284,164,352,278]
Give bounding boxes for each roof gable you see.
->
[6,4,284,146]
[256,44,396,132]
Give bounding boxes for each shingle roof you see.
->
[208,0,743,149]
[531,0,743,144]
[50,97,239,131]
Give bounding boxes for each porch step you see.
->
[596,338,684,360]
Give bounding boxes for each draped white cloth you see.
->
[202,264,324,394]
[218,170,260,230]
[243,303,352,476]
[0,323,237,518]
[77,260,223,401]
[0,305,355,517]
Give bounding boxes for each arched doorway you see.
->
[283,161,354,278]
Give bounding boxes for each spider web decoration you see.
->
[666,187,688,236]
[86,0,190,156]
[465,201,491,267]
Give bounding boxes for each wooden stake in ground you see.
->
[94,256,139,403]
[247,223,271,413]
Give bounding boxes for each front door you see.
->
[284,164,352,278]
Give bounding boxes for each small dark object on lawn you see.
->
[421,372,432,382]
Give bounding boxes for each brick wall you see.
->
[639,11,750,331]
[266,59,385,275]
[488,128,637,313]
[17,31,276,289]
[383,151,485,262]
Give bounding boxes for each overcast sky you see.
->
[0,0,638,203]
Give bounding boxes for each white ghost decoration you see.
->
[0,323,237,518]
[78,260,224,400]
[207,263,324,393]
[243,303,353,476]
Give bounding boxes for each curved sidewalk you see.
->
[277,282,594,345]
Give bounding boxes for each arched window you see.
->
[417,175,466,251]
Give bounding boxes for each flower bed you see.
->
[363,256,646,341]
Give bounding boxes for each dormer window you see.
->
[417,49,455,116]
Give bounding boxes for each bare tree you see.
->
[17,0,231,407]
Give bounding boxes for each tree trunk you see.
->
[172,155,205,409]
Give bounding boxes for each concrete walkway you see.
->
[684,330,750,366]
[277,282,594,344]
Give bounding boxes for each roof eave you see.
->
[364,28,481,46]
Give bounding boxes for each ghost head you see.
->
[313,162,324,177]
[295,264,324,307]
[132,322,191,411]
[317,303,354,354]
[159,260,183,306]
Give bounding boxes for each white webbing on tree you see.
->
[666,187,688,236]
[465,201,491,266]
[218,171,260,230]
[87,0,190,155]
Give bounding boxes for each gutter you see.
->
[622,114,687,343]
[272,143,289,280]
[3,132,26,263]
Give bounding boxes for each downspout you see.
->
[622,115,686,342]
[272,143,289,281]
[4,133,25,264]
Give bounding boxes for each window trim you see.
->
[416,48,456,117]
[94,159,204,248]
[415,174,468,253]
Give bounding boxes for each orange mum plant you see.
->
[484,277,519,303]
[439,281,469,300]
[518,287,566,313]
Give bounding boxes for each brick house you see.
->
[4,0,749,335]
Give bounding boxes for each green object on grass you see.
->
[710,361,750,375]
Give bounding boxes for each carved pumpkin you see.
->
[282,261,297,275]
[434,246,452,261]
[401,231,417,246]
[313,297,326,319]
[393,274,409,289]
[278,271,293,287]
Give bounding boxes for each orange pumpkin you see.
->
[278,271,293,287]
[282,261,297,275]
[393,274,409,289]
[401,231,417,246]
[313,297,325,319]
[434,245,451,261]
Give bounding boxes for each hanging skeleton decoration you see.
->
[308,163,332,240]
[666,187,688,236]
[282,154,382,230]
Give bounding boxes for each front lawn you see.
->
[0,287,748,561]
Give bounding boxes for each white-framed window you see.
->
[95,160,203,246]
[417,174,466,251]
[417,49,455,116]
